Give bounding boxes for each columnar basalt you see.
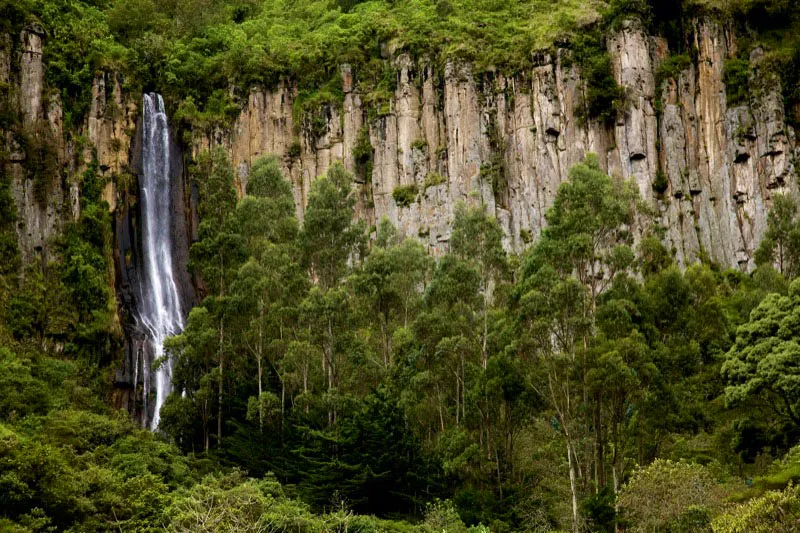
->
[3,17,798,279]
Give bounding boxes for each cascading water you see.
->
[139,93,184,430]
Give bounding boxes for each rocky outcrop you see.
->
[8,23,63,268]
[2,14,797,424]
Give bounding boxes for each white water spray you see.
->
[140,93,184,430]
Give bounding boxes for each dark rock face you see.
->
[114,116,196,427]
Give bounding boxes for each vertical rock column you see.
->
[13,24,65,268]
[609,19,660,199]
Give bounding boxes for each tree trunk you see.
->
[217,321,224,445]
[258,304,264,432]
[326,317,335,425]
[482,296,489,370]
[204,398,210,453]
[257,354,263,431]
[594,396,605,490]
[567,437,580,533]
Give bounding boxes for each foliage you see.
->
[724,57,751,107]
[393,184,419,208]
[299,163,365,289]
[19,123,60,206]
[352,126,374,183]
[656,53,693,86]
[754,193,800,278]
[570,32,626,124]
[722,279,800,427]
[423,172,446,190]
[618,460,724,532]
[7,139,800,531]
[712,484,800,533]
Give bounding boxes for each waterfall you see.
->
[139,93,184,430]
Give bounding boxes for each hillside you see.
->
[3,0,800,531]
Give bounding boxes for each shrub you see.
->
[423,172,446,189]
[724,57,751,107]
[393,184,418,208]
[19,124,59,206]
[712,485,800,533]
[618,459,724,532]
[571,32,626,124]
[353,126,374,182]
[288,138,302,159]
[656,53,693,87]
[411,138,428,152]
[653,169,669,194]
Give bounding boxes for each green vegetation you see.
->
[6,147,800,529]
[570,31,627,124]
[411,138,428,152]
[5,0,800,131]
[754,193,800,277]
[2,0,604,129]
[18,123,60,206]
[724,57,751,106]
[652,168,668,194]
[7,0,800,530]
[352,126,374,183]
[656,53,693,87]
[617,460,723,532]
[393,183,419,207]
[423,172,446,189]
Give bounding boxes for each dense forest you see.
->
[4,0,800,531]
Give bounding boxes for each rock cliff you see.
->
[2,16,797,276]
[190,18,794,269]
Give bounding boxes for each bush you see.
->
[724,57,751,107]
[618,460,724,532]
[423,172,446,190]
[656,53,693,87]
[353,126,374,182]
[411,139,428,152]
[288,138,302,159]
[712,485,800,533]
[19,124,59,206]
[653,169,669,194]
[393,184,418,208]
[571,32,626,124]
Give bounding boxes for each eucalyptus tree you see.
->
[297,163,365,425]
[229,157,303,431]
[516,155,637,531]
[449,203,507,369]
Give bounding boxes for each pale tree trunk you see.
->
[326,317,336,425]
[455,371,460,426]
[482,301,489,370]
[566,436,580,533]
[481,276,494,370]
[303,361,309,414]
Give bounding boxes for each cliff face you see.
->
[191,18,794,269]
[2,17,797,276]
[2,24,139,268]
[1,25,196,417]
